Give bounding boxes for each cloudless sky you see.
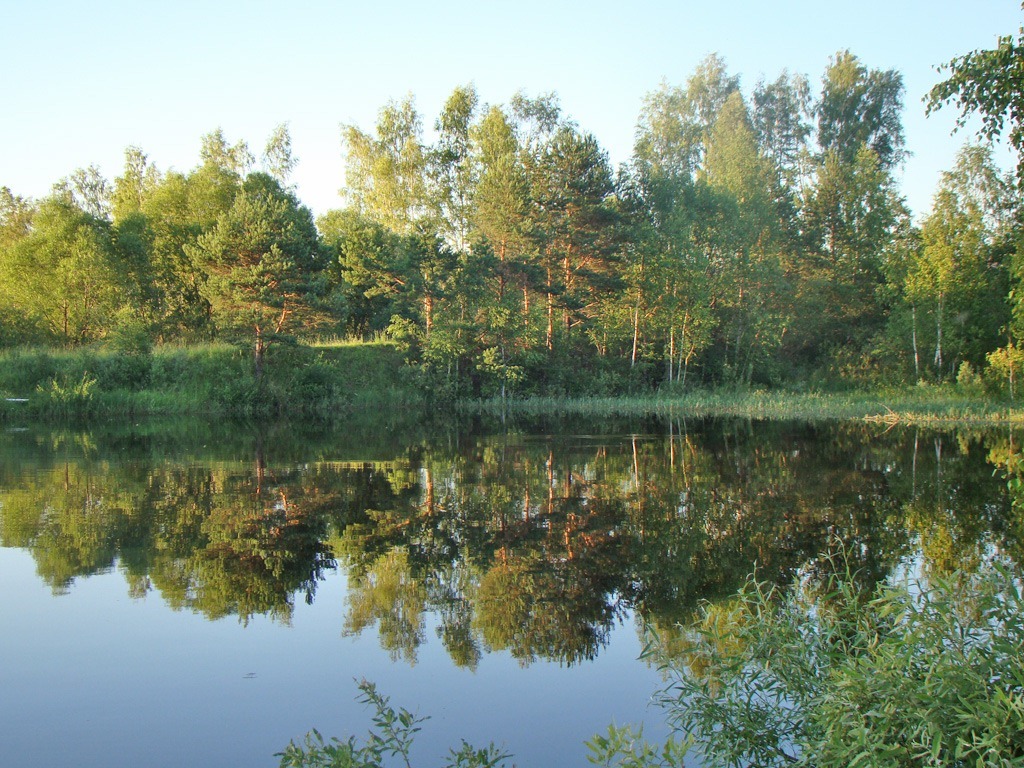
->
[2,1,1021,220]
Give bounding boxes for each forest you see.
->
[1,42,1022,401]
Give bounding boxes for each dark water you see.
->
[1,416,1021,767]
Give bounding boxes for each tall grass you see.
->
[0,341,422,419]
[462,386,1024,425]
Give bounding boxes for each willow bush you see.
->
[647,555,1024,768]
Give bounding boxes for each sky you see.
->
[1,0,1021,221]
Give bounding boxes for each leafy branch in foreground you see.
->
[585,724,689,768]
[651,552,1024,767]
[276,679,512,768]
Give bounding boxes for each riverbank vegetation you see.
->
[0,340,421,418]
[3,26,1024,408]
[2,337,1021,422]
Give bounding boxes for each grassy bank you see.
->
[463,386,1024,425]
[2,342,1021,424]
[0,340,422,419]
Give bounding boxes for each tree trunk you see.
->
[911,304,920,380]
[254,327,266,381]
[667,327,675,383]
[1010,341,1017,399]
[424,465,435,516]
[546,267,554,351]
[631,304,640,368]
[934,293,944,375]
[563,250,572,339]
[255,441,266,496]
[497,240,507,302]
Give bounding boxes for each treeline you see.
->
[2,50,1022,397]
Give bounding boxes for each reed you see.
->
[462,387,1023,425]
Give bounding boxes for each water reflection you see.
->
[1,418,1020,665]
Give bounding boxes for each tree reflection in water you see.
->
[0,418,1020,663]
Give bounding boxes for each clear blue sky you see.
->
[1,0,1020,220]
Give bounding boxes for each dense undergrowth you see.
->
[0,340,421,419]
[0,341,1020,424]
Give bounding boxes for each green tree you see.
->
[927,4,1024,180]
[799,146,906,370]
[703,91,789,384]
[0,187,39,345]
[263,123,297,186]
[626,77,722,384]
[0,194,123,345]
[682,54,741,170]
[529,125,619,353]
[432,85,479,256]
[471,105,532,298]
[188,129,250,229]
[468,105,536,394]
[751,70,813,191]
[817,50,905,171]
[0,186,34,248]
[791,51,909,373]
[908,146,1011,379]
[138,170,214,340]
[318,208,406,337]
[342,96,429,234]
[112,146,161,222]
[633,54,740,179]
[190,172,330,378]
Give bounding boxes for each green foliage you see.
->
[33,372,97,417]
[276,680,512,768]
[955,360,985,393]
[986,343,1024,398]
[106,306,154,356]
[927,4,1024,181]
[645,552,1024,767]
[0,194,123,345]
[0,340,419,418]
[191,171,332,378]
[817,50,905,171]
[586,725,689,768]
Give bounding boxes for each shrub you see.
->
[88,351,151,390]
[277,680,512,768]
[648,553,1024,767]
[32,372,98,417]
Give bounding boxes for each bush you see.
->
[647,552,1024,767]
[277,680,512,768]
[88,351,151,390]
[106,308,154,356]
[32,372,98,417]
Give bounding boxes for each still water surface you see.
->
[1,416,1020,767]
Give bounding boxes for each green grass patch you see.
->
[462,385,1024,425]
[0,341,422,419]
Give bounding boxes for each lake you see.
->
[1,415,1020,767]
